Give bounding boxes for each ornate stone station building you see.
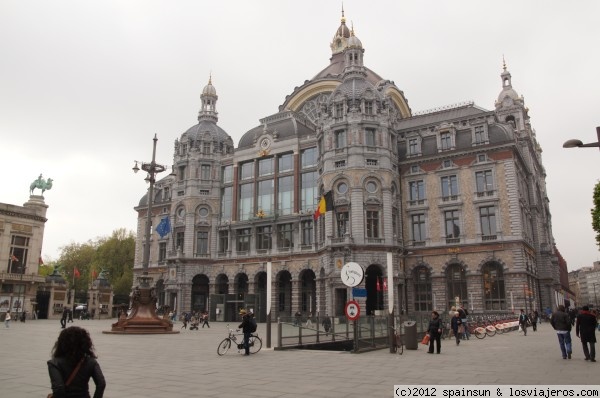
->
[134,13,559,322]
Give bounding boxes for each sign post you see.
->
[345,300,360,321]
[341,263,364,353]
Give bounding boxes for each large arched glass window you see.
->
[482,262,506,310]
[446,263,467,309]
[413,266,432,312]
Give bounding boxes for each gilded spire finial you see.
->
[351,21,354,36]
[502,55,507,72]
[341,2,346,23]
[209,71,212,85]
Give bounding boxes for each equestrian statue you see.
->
[29,174,53,195]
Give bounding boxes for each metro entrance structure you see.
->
[131,11,560,324]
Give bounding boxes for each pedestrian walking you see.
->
[427,311,442,354]
[576,305,597,362]
[4,312,11,328]
[202,311,210,328]
[551,304,573,359]
[450,311,463,346]
[181,313,188,329]
[47,326,106,398]
[531,310,539,331]
[68,308,74,323]
[519,309,529,336]
[294,310,301,327]
[305,313,313,328]
[322,315,332,336]
[457,305,470,339]
[60,307,68,329]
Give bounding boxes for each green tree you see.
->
[58,241,96,292]
[94,228,135,296]
[593,181,600,248]
[55,229,135,299]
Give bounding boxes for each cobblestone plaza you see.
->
[1,319,597,397]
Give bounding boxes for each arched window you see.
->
[446,263,467,309]
[413,266,432,312]
[482,262,506,310]
[505,115,516,129]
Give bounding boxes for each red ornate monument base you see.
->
[103,278,178,334]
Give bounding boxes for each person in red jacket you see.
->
[576,305,598,362]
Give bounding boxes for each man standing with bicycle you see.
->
[238,309,251,356]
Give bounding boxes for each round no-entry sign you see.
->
[345,300,360,321]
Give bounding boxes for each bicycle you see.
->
[389,326,403,355]
[440,321,453,340]
[468,321,488,339]
[217,324,262,356]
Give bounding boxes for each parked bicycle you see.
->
[217,324,262,356]
[389,326,403,355]
[440,320,453,340]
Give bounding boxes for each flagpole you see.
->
[72,268,75,306]
[105,134,175,334]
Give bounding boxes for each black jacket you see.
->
[576,310,598,343]
[551,310,571,332]
[48,356,105,398]
[450,316,462,333]
[239,314,252,333]
[519,313,529,325]
[427,317,442,336]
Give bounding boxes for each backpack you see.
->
[249,317,257,333]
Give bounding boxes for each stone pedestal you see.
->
[104,279,178,334]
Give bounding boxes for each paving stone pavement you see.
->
[0,319,597,397]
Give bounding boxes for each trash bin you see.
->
[403,320,418,350]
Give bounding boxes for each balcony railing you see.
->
[441,195,458,202]
[481,235,497,241]
[476,190,496,198]
[446,238,460,244]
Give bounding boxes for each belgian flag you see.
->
[313,191,333,221]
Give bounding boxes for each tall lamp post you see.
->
[563,126,600,151]
[17,265,26,320]
[105,134,177,334]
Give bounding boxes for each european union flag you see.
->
[156,216,171,238]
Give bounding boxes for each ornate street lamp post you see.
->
[18,265,26,320]
[563,126,600,151]
[105,135,177,334]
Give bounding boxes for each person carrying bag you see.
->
[426,311,442,354]
[47,326,106,398]
[47,358,84,398]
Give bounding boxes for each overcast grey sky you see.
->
[1,0,599,271]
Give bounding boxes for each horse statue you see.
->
[29,174,53,195]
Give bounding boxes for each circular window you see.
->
[198,208,209,217]
[337,182,348,194]
[366,181,377,193]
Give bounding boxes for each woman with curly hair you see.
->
[47,326,106,398]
